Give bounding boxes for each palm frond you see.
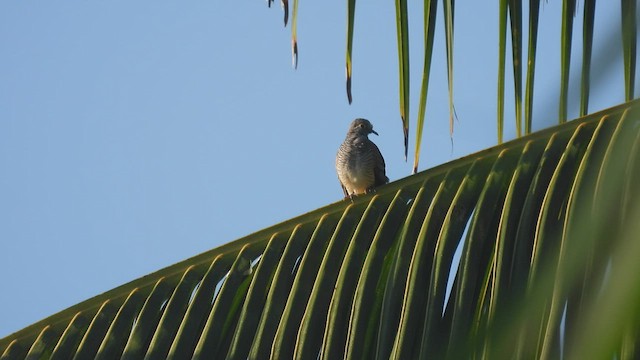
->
[2,100,639,359]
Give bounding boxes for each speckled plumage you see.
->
[336,118,389,198]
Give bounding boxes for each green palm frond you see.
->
[2,100,639,359]
[338,0,636,170]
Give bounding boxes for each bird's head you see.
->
[348,118,378,136]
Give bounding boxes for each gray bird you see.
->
[336,118,389,198]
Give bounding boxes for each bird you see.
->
[336,118,389,199]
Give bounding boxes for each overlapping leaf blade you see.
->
[509,0,523,138]
[525,0,540,134]
[621,0,637,101]
[580,0,597,116]
[395,0,410,160]
[498,0,509,143]
[413,0,438,173]
[559,0,577,123]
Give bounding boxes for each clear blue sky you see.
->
[0,1,626,337]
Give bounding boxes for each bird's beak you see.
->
[371,129,379,136]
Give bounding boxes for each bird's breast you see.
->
[336,143,375,195]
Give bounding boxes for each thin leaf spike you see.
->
[509,0,523,138]
[346,67,352,104]
[559,0,577,123]
[413,0,438,174]
[346,0,355,104]
[291,0,299,69]
[395,0,410,161]
[444,0,455,142]
[498,0,508,143]
[281,0,289,26]
[580,0,596,116]
[621,0,637,101]
[525,0,540,134]
[291,40,298,69]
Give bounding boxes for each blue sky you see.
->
[0,1,628,337]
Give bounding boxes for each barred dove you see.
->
[336,118,389,198]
